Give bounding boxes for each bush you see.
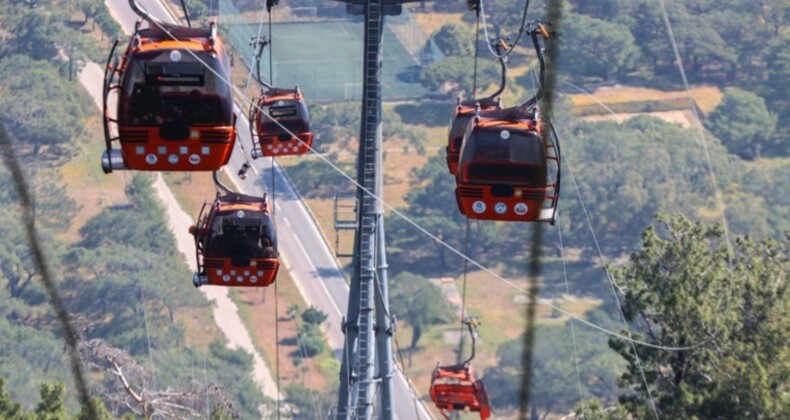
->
[298,324,327,357]
[301,306,328,325]
[94,8,122,39]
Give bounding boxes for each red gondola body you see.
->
[430,364,492,419]
[190,192,279,287]
[455,107,560,223]
[429,318,491,419]
[446,97,502,175]
[250,87,313,158]
[102,20,236,173]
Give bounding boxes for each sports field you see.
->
[229,20,426,102]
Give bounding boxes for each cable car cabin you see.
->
[249,87,313,158]
[429,364,491,419]
[446,97,501,175]
[102,20,236,173]
[190,192,279,287]
[455,108,560,223]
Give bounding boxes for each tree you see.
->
[432,24,474,57]
[608,213,789,418]
[297,324,327,357]
[0,378,25,419]
[388,272,453,351]
[568,0,634,20]
[484,324,623,417]
[76,397,112,420]
[301,306,328,325]
[706,87,777,159]
[761,33,790,157]
[284,383,338,419]
[570,398,628,420]
[77,0,99,26]
[0,55,91,160]
[559,13,641,81]
[387,155,497,270]
[420,56,499,98]
[34,382,67,420]
[559,116,748,254]
[185,0,209,24]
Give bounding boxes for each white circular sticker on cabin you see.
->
[500,130,511,140]
[514,203,529,215]
[495,202,508,214]
[169,50,182,62]
[472,201,486,214]
[236,210,245,218]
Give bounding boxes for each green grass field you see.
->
[225,20,426,102]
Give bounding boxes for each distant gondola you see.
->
[429,318,491,419]
[250,86,314,158]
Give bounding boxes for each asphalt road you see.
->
[106,1,431,418]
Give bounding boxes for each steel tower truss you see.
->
[331,0,421,418]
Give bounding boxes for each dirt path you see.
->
[78,61,282,405]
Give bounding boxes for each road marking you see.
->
[283,217,291,227]
[293,235,344,317]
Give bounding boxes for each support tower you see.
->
[331,0,421,418]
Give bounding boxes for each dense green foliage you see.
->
[284,383,338,419]
[0,378,113,420]
[705,87,778,159]
[0,55,92,161]
[301,306,328,325]
[307,103,426,153]
[387,155,499,272]
[297,324,328,357]
[607,214,788,418]
[0,0,115,163]
[388,272,454,351]
[559,14,641,81]
[484,325,623,417]
[296,306,329,357]
[420,57,500,98]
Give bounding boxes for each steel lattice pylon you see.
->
[331,0,421,418]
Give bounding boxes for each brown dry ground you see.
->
[572,85,724,113]
[583,109,695,128]
[231,268,336,392]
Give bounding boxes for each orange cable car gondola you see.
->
[247,32,313,159]
[455,23,560,224]
[190,173,279,288]
[429,318,491,419]
[101,0,236,173]
[446,39,508,175]
[250,86,313,158]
